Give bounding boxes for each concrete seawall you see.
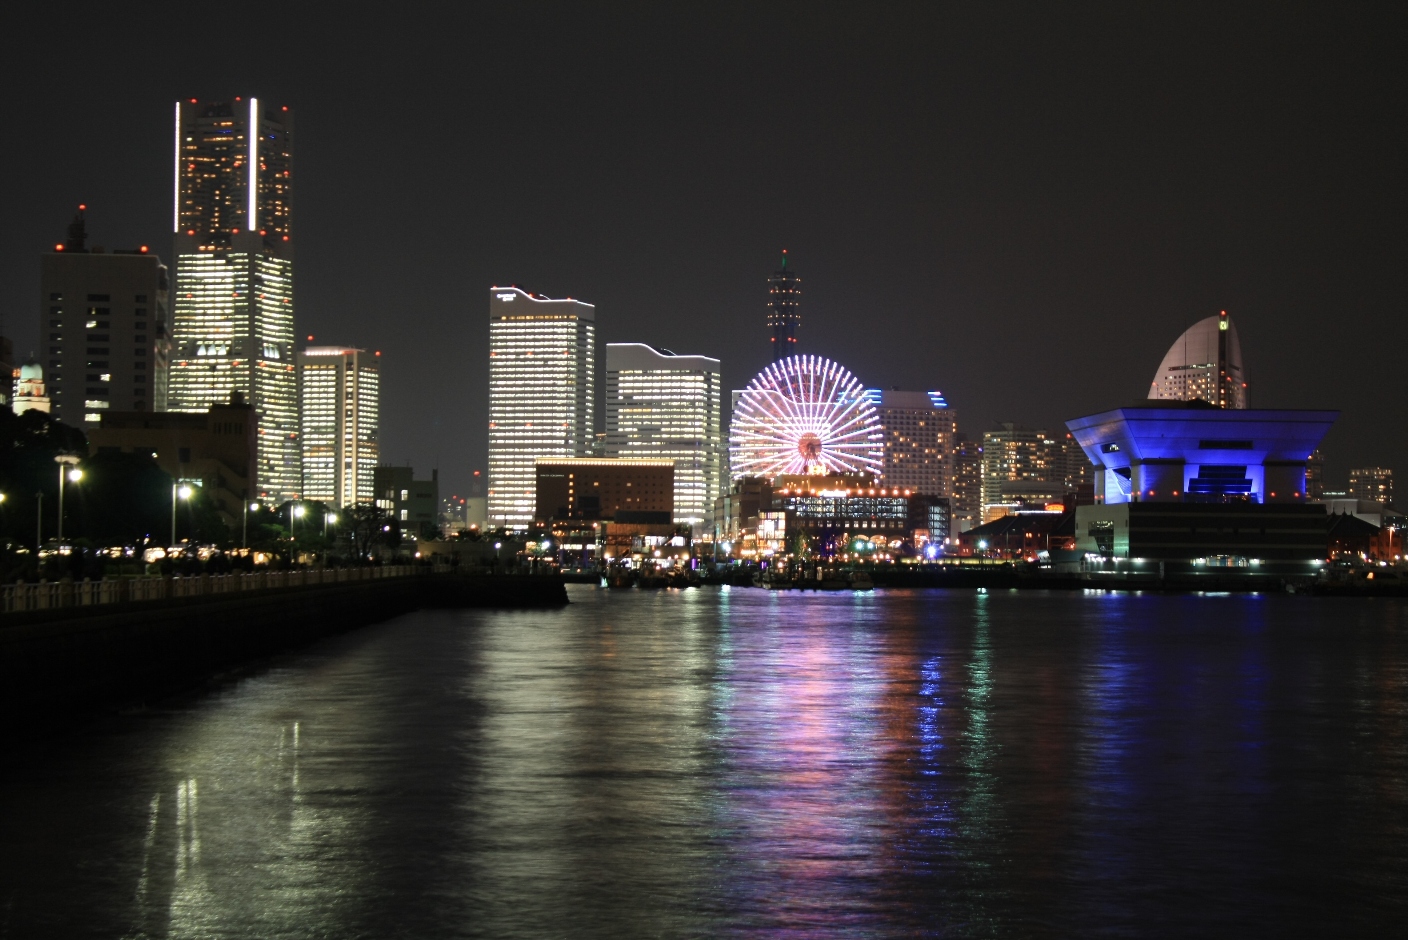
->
[0,574,568,741]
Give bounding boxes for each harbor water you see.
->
[1,585,1405,937]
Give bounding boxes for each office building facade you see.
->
[605,343,724,529]
[88,397,257,527]
[374,466,439,539]
[40,209,170,426]
[168,97,300,502]
[487,286,596,528]
[867,389,956,497]
[1348,467,1394,507]
[299,347,380,508]
[535,458,676,524]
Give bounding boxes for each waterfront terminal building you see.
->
[1065,400,1338,566]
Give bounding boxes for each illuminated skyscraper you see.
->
[168,97,300,502]
[1148,309,1248,408]
[487,286,596,529]
[766,251,801,362]
[951,432,983,532]
[605,343,724,529]
[979,423,1078,520]
[299,347,380,507]
[866,389,956,496]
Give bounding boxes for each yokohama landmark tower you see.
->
[766,251,801,362]
[168,97,300,502]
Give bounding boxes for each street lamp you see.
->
[325,511,337,538]
[55,455,82,542]
[171,483,193,547]
[244,501,260,549]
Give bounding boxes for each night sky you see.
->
[1,4,1403,496]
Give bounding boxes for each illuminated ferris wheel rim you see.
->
[729,354,883,479]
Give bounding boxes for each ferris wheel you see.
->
[729,355,883,480]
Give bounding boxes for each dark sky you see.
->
[2,3,1403,496]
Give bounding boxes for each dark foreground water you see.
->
[2,587,1407,938]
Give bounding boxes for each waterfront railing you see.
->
[1,566,419,615]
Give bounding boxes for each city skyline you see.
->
[0,6,1402,499]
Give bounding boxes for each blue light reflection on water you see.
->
[0,587,1406,938]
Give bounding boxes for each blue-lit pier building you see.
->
[1065,401,1338,566]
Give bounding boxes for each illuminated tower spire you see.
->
[766,250,801,363]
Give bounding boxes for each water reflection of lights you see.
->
[713,594,900,930]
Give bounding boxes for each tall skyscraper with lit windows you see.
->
[299,346,380,507]
[605,343,724,530]
[866,389,956,497]
[487,286,596,528]
[168,97,300,502]
[766,251,801,362]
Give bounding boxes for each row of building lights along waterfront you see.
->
[2,98,1401,577]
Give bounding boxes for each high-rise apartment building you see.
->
[979,423,1082,520]
[39,209,170,426]
[951,432,983,532]
[1348,467,1394,507]
[766,251,801,362]
[605,343,724,529]
[867,389,956,497]
[299,347,380,507]
[487,286,596,529]
[168,97,300,502]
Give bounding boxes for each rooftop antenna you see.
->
[65,204,88,252]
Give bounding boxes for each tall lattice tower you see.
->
[766,250,801,363]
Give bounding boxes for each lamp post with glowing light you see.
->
[171,483,193,547]
[324,511,337,539]
[55,455,82,542]
[244,500,260,549]
[290,502,305,538]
